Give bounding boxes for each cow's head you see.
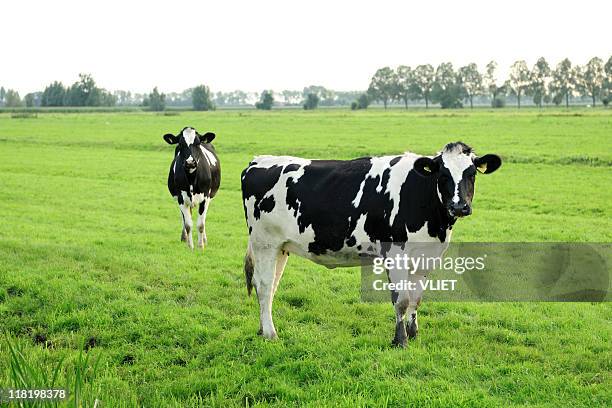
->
[163,127,215,173]
[413,142,501,218]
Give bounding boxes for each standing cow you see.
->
[241,142,501,346]
[164,127,220,249]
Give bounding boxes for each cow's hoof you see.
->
[263,332,278,340]
[258,329,278,340]
[391,338,407,348]
[181,234,187,242]
[407,320,418,339]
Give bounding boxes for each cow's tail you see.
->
[244,240,255,296]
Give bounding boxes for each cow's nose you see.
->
[451,203,471,217]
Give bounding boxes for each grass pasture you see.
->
[0,109,611,407]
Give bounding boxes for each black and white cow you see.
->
[164,127,221,249]
[241,142,501,346]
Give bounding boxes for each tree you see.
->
[395,65,414,109]
[483,60,506,106]
[281,90,302,106]
[99,91,117,107]
[113,90,134,106]
[214,91,226,106]
[303,86,335,106]
[4,89,22,107]
[146,87,166,111]
[255,90,274,110]
[412,64,435,108]
[550,58,573,108]
[303,93,319,110]
[530,57,551,107]
[65,73,102,106]
[508,60,530,108]
[65,83,82,106]
[357,93,370,109]
[457,63,482,109]
[431,62,463,108]
[25,93,38,107]
[351,93,370,110]
[581,57,605,106]
[0,87,6,106]
[192,85,215,111]
[571,65,586,104]
[367,67,397,109]
[604,56,612,106]
[60,73,114,107]
[41,81,67,106]
[227,90,248,106]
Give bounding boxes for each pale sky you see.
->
[4,0,611,95]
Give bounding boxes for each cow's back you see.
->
[242,152,452,269]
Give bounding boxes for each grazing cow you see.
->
[241,142,501,346]
[164,127,221,249]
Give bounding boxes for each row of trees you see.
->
[367,56,612,109]
[0,80,361,110]
[0,74,117,108]
[253,87,367,110]
[41,74,117,107]
[2,57,609,110]
[0,77,216,112]
[253,87,364,109]
[141,85,215,111]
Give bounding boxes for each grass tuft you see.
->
[3,334,102,407]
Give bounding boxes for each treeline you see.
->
[251,87,364,110]
[0,74,117,108]
[0,76,217,111]
[1,56,610,110]
[0,78,358,111]
[366,56,612,109]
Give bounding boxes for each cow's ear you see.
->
[163,133,179,144]
[474,154,502,174]
[413,157,439,177]
[202,132,216,143]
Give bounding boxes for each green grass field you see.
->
[0,109,611,407]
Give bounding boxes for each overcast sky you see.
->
[4,0,611,95]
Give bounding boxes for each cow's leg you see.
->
[196,198,209,249]
[406,307,419,339]
[272,250,289,296]
[252,244,281,339]
[179,209,188,242]
[392,290,410,348]
[179,204,194,249]
[388,267,409,348]
[406,275,426,339]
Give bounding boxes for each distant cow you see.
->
[164,127,220,249]
[241,142,501,346]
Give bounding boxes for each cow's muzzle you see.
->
[449,203,472,217]
[185,158,197,171]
